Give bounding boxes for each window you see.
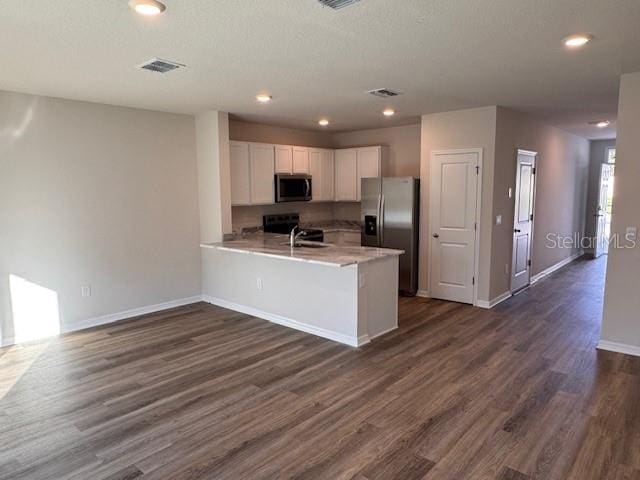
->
[606,147,616,164]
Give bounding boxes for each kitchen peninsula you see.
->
[201,234,403,347]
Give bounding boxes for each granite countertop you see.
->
[201,233,402,267]
[300,220,361,233]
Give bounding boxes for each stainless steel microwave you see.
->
[274,174,312,203]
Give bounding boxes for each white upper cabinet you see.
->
[356,146,382,201]
[335,148,358,201]
[292,146,310,174]
[320,149,335,201]
[230,141,251,206]
[230,141,386,206]
[249,143,275,205]
[275,145,293,174]
[309,149,335,202]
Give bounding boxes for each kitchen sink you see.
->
[297,243,329,249]
[282,242,330,249]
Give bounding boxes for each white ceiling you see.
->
[2,0,639,139]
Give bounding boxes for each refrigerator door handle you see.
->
[380,194,385,246]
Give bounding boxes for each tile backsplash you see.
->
[232,202,360,232]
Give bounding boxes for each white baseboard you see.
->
[476,290,512,309]
[530,250,584,285]
[0,295,203,348]
[416,290,430,298]
[597,340,640,357]
[202,295,363,347]
[368,325,398,342]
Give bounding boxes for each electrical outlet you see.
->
[81,285,91,298]
[256,278,263,291]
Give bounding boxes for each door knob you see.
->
[432,233,440,238]
[514,229,521,233]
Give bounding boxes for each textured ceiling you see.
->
[2,0,638,139]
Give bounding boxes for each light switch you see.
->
[496,215,502,226]
[508,187,513,199]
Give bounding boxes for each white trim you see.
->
[530,251,584,285]
[368,325,398,341]
[416,290,430,298]
[428,148,484,307]
[476,291,512,309]
[0,295,203,348]
[597,340,640,357]
[202,295,364,347]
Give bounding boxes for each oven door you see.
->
[275,175,312,202]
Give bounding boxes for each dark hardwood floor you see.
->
[2,256,639,479]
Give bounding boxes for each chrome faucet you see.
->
[290,226,305,248]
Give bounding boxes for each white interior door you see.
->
[429,150,480,304]
[511,150,537,293]
[594,163,614,258]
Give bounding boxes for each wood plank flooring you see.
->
[2,256,640,479]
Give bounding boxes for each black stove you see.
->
[262,213,324,241]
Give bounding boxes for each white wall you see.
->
[601,72,640,352]
[420,107,498,301]
[230,120,333,148]
[196,111,232,242]
[0,91,201,346]
[332,123,421,177]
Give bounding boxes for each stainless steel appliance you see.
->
[361,177,420,295]
[263,213,324,241]
[274,174,312,203]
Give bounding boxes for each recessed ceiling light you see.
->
[591,120,610,128]
[318,119,330,127]
[383,108,395,117]
[256,94,272,103]
[563,34,593,48]
[129,0,166,16]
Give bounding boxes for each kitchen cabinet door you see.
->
[249,143,275,205]
[356,147,381,201]
[292,147,310,174]
[275,145,293,174]
[309,149,322,201]
[335,148,358,201]
[321,149,335,201]
[230,141,251,206]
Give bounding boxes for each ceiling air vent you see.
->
[138,58,185,73]
[367,88,402,98]
[317,0,361,10]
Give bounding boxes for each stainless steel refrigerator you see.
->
[361,177,420,295]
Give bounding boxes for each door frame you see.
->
[510,149,538,294]
[594,162,614,258]
[427,148,484,306]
